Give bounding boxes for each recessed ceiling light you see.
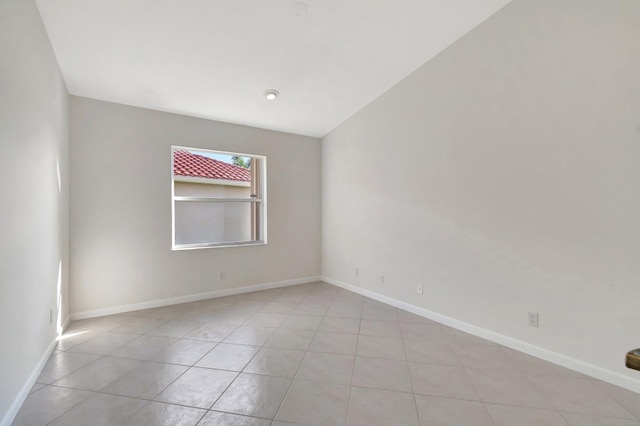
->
[264,89,279,101]
[293,2,308,16]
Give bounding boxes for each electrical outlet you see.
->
[355,268,359,277]
[417,284,423,295]
[219,272,226,280]
[379,275,385,284]
[528,311,539,328]
[49,309,53,324]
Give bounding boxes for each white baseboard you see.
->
[1,315,70,426]
[70,276,321,321]
[322,275,640,394]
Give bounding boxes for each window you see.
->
[171,146,266,249]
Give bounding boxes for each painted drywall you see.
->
[69,97,321,314]
[0,0,69,422]
[322,0,640,389]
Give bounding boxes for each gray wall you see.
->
[322,0,640,389]
[0,0,69,422]
[69,97,321,315]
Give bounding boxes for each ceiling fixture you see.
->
[292,2,308,16]
[264,89,279,101]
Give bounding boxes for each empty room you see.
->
[2,0,640,425]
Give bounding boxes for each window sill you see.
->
[172,241,267,251]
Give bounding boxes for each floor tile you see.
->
[454,344,519,370]
[48,393,146,426]
[143,305,192,320]
[223,326,276,346]
[154,366,237,408]
[467,367,553,409]
[55,329,103,351]
[295,352,355,384]
[147,320,202,338]
[112,317,169,334]
[109,335,177,360]
[67,332,138,355]
[309,332,358,355]
[414,395,494,426]
[404,339,460,366]
[359,319,402,338]
[528,375,636,418]
[18,282,640,426]
[326,303,363,319]
[123,401,206,426]
[212,309,255,324]
[346,386,419,426]
[561,411,640,426]
[292,303,329,316]
[196,343,259,371]
[29,383,46,394]
[101,361,188,399]
[275,379,350,426]
[593,380,640,419]
[212,373,291,419]
[409,362,479,400]
[361,302,398,322]
[243,290,278,302]
[53,357,141,391]
[319,317,360,334]
[259,301,298,314]
[185,322,238,342]
[243,347,306,378]
[37,351,101,384]
[12,386,93,426]
[503,348,584,378]
[244,312,288,328]
[400,322,446,341]
[352,356,412,392]
[67,314,132,333]
[264,328,316,350]
[272,293,306,304]
[150,339,217,365]
[486,403,569,426]
[178,306,224,322]
[280,314,323,331]
[356,335,406,360]
[198,411,271,425]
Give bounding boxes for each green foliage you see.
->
[232,156,251,168]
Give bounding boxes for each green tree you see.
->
[232,156,251,168]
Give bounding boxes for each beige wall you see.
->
[174,181,252,244]
[70,96,321,315]
[322,0,640,391]
[0,0,69,422]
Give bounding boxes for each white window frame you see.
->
[171,146,267,250]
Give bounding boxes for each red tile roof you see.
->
[173,150,251,182]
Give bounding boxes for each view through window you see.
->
[172,146,266,249]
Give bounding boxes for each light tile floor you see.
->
[13,282,640,425]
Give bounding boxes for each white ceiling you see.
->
[36,0,511,137]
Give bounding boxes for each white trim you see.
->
[172,240,267,251]
[1,315,70,426]
[174,197,262,202]
[70,276,321,321]
[174,176,250,187]
[322,275,640,394]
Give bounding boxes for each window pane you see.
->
[172,146,266,249]
[173,149,253,199]
[174,201,254,245]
